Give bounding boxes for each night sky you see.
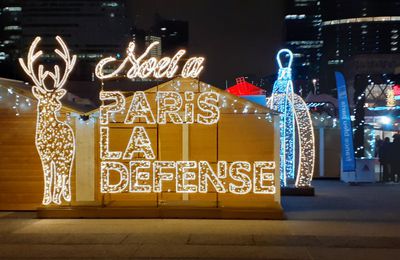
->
[127,0,285,88]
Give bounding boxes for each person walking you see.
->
[379,137,392,182]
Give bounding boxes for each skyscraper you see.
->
[316,0,400,157]
[284,0,400,95]
[20,0,130,81]
[284,0,322,96]
[0,0,131,82]
[320,0,400,94]
[145,35,162,58]
[0,0,22,78]
[150,14,188,55]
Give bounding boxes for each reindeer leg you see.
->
[62,160,72,202]
[42,161,52,205]
[52,161,63,205]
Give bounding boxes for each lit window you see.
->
[285,14,306,20]
[4,26,21,31]
[102,2,118,7]
[3,7,21,12]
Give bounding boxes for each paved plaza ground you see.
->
[1,180,400,259]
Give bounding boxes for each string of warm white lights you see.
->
[18,36,77,205]
[12,94,20,116]
[123,126,155,160]
[101,161,129,193]
[101,160,276,194]
[95,41,205,80]
[156,91,184,124]
[269,93,315,187]
[88,79,273,124]
[253,161,276,194]
[228,161,252,194]
[292,94,315,187]
[15,39,280,197]
[100,89,221,125]
[124,91,156,124]
[176,161,198,193]
[0,87,33,116]
[99,78,277,194]
[130,161,152,193]
[0,88,98,128]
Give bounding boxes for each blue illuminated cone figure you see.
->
[268,49,295,186]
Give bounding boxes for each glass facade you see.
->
[0,0,22,78]
[285,0,322,96]
[0,0,130,81]
[150,15,189,55]
[285,0,400,95]
[320,0,400,94]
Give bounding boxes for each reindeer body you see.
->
[35,106,75,205]
[19,36,77,205]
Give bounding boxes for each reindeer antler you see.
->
[52,36,77,89]
[19,36,77,90]
[19,37,46,89]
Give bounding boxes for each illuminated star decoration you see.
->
[268,49,315,187]
[19,36,77,205]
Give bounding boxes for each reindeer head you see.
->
[19,36,77,112]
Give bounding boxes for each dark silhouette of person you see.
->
[390,134,400,183]
[379,137,392,182]
[375,135,383,158]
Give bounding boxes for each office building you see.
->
[319,0,400,157]
[320,0,400,94]
[0,1,131,82]
[145,35,162,59]
[20,0,130,81]
[284,0,322,96]
[0,0,22,78]
[150,14,188,54]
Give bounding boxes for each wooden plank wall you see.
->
[0,108,42,210]
[0,105,75,210]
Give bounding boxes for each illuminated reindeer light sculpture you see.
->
[19,36,77,205]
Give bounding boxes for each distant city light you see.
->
[285,14,306,20]
[323,16,400,26]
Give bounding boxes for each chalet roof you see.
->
[0,77,97,113]
[87,77,277,116]
[226,79,266,96]
[0,76,277,117]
